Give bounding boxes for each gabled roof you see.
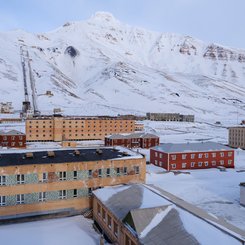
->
[0,130,25,136]
[152,142,232,153]
[106,132,159,140]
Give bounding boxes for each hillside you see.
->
[0,12,245,121]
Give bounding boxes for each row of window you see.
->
[0,189,92,206]
[154,151,233,160]
[1,136,24,140]
[0,142,24,146]
[0,167,140,185]
[155,160,233,168]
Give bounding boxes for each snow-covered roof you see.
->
[152,142,232,153]
[93,184,245,245]
[106,132,158,139]
[0,130,25,135]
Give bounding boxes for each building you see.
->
[0,118,22,124]
[26,116,136,142]
[135,123,144,132]
[146,113,194,122]
[0,102,13,114]
[0,147,145,222]
[93,184,245,245]
[240,183,245,206]
[229,127,245,149]
[150,142,234,171]
[105,133,159,149]
[0,130,26,148]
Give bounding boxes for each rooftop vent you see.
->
[96,149,103,155]
[47,151,55,157]
[122,151,130,156]
[26,152,33,158]
[74,150,80,156]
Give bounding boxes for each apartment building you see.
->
[150,142,234,170]
[0,147,145,221]
[146,113,194,122]
[229,127,245,149]
[105,133,159,149]
[93,184,245,245]
[26,115,135,142]
[0,130,26,148]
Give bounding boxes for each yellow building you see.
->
[26,116,135,142]
[0,147,145,222]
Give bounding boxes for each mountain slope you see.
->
[0,12,245,121]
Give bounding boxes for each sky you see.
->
[0,0,245,49]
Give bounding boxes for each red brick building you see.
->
[105,133,159,149]
[0,130,26,148]
[150,142,234,170]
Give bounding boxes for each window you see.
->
[116,167,120,175]
[220,152,224,157]
[39,192,46,202]
[159,153,163,158]
[73,171,77,180]
[204,161,209,167]
[88,170,92,178]
[212,161,216,166]
[198,162,202,167]
[106,168,110,177]
[171,155,176,160]
[17,174,25,184]
[88,188,92,196]
[134,166,140,174]
[123,167,127,175]
[228,152,233,157]
[59,190,67,199]
[98,169,102,178]
[191,162,195,168]
[182,163,187,168]
[182,154,187,160]
[0,196,6,206]
[212,153,216,158]
[191,154,195,159]
[171,164,176,169]
[159,162,162,167]
[42,172,48,182]
[114,221,118,237]
[97,203,101,216]
[220,160,224,165]
[73,189,78,198]
[107,215,112,229]
[59,172,67,181]
[204,153,209,158]
[228,160,232,165]
[17,194,24,204]
[154,160,158,165]
[198,153,203,158]
[0,176,6,186]
[155,152,158,157]
[102,209,106,222]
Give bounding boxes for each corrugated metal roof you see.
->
[152,142,232,153]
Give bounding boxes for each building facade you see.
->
[26,116,135,142]
[150,142,234,171]
[229,127,245,149]
[0,147,145,221]
[146,113,194,122]
[0,130,26,148]
[105,133,159,149]
[0,102,13,114]
[240,183,245,206]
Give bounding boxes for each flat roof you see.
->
[27,115,135,120]
[0,130,25,136]
[152,142,232,153]
[0,147,143,167]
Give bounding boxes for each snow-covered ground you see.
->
[0,216,99,245]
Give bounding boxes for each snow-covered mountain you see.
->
[1,12,245,121]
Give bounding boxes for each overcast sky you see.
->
[0,0,244,49]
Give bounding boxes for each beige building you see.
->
[229,127,245,148]
[0,147,145,222]
[26,116,135,142]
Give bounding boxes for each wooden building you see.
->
[0,147,145,222]
[150,142,234,170]
[105,133,159,149]
[0,130,26,148]
[93,184,245,245]
[26,115,135,142]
